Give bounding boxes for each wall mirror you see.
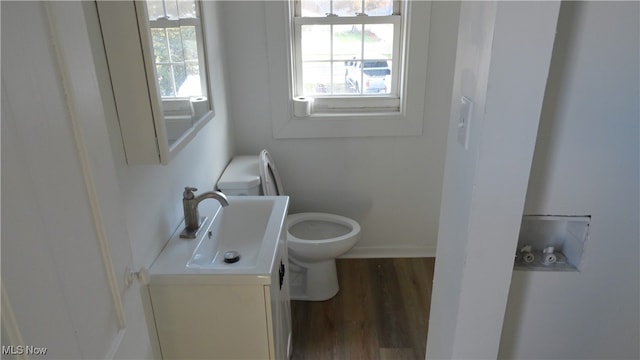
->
[97,0,214,165]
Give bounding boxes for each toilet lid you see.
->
[259,149,285,196]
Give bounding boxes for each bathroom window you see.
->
[145,0,207,100]
[292,0,403,113]
[266,0,430,138]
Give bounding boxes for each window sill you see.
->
[274,109,422,139]
[301,111,401,118]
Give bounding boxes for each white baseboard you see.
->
[338,245,436,259]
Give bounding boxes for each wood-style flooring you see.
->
[291,257,435,359]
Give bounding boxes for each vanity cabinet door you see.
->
[147,232,290,359]
[267,238,292,359]
[149,284,271,359]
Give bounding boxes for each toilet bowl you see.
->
[287,212,360,261]
[287,212,360,300]
[217,150,361,301]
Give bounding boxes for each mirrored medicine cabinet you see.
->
[97,0,213,165]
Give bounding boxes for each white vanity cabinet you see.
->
[148,239,291,359]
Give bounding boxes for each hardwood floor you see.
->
[291,258,435,359]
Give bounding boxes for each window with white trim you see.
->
[145,0,207,100]
[293,0,404,114]
[266,0,429,138]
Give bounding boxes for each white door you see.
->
[1,2,152,359]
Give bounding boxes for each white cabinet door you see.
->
[268,235,292,359]
[150,284,271,359]
[1,2,151,358]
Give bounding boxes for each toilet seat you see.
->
[287,212,359,244]
[259,149,284,196]
[287,213,361,263]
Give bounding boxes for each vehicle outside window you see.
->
[344,59,391,94]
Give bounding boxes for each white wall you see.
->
[1,2,235,358]
[426,2,498,356]
[500,2,640,358]
[426,1,560,358]
[219,1,460,257]
[1,4,124,357]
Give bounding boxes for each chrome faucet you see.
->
[180,186,229,239]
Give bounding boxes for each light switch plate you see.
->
[457,96,473,149]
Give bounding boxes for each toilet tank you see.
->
[217,155,262,196]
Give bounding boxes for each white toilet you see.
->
[217,150,361,301]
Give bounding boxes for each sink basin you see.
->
[188,197,285,269]
[150,196,289,283]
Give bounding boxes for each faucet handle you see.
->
[183,186,198,199]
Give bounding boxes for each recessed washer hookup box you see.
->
[514,215,590,272]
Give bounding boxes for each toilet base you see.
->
[288,258,339,301]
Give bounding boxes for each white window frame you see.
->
[148,18,207,98]
[142,1,209,117]
[293,10,402,113]
[266,0,431,138]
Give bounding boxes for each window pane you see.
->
[177,0,197,18]
[146,1,208,99]
[185,60,200,76]
[385,60,392,94]
[151,29,170,63]
[180,26,198,60]
[362,23,393,60]
[156,64,175,97]
[301,25,331,61]
[345,59,391,94]
[181,60,202,97]
[302,62,331,95]
[345,60,362,94]
[333,0,361,16]
[146,0,197,19]
[177,64,203,97]
[301,0,330,17]
[172,64,187,94]
[365,0,393,15]
[294,3,401,100]
[166,28,184,62]
[300,0,392,17]
[146,0,166,20]
[333,62,350,95]
[333,24,362,61]
[164,0,179,19]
